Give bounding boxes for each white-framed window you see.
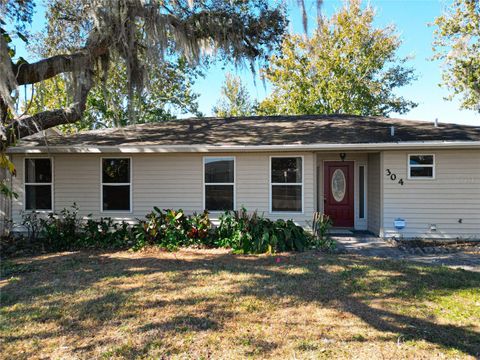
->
[101,158,132,212]
[203,156,235,211]
[24,158,53,211]
[270,156,303,213]
[408,154,435,179]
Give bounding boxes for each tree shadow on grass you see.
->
[1,250,479,357]
[140,314,220,333]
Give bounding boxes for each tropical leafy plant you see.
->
[80,217,132,249]
[310,213,335,251]
[132,207,213,251]
[215,207,308,254]
[16,205,320,255]
[188,210,213,245]
[21,204,132,251]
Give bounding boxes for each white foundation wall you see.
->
[382,149,480,240]
[9,152,316,230]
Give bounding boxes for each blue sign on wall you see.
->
[394,218,406,230]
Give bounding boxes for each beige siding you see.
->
[236,153,315,225]
[10,154,24,229]
[9,149,480,239]
[11,152,316,229]
[367,153,381,235]
[382,150,480,239]
[55,155,102,216]
[134,154,203,214]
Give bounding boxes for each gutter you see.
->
[6,141,480,154]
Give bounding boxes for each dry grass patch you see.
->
[1,249,479,359]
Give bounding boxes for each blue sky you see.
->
[10,0,480,126]
[194,0,479,126]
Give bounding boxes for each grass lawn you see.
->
[1,249,479,359]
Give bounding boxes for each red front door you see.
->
[324,161,354,227]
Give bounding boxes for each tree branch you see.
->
[7,106,83,140]
[0,98,8,125]
[2,69,94,147]
[13,45,108,86]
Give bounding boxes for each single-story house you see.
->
[1,114,479,240]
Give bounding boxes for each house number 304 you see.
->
[385,169,404,186]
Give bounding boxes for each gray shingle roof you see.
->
[14,114,480,148]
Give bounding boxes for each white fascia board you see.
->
[7,141,480,154]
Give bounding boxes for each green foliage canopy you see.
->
[25,1,203,130]
[28,57,203,131]
[212,73,256,117]
[433,0,480,112]
[258,0,417,117]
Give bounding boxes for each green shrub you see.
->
[132,209,163,249]
[187,210,213,245]
[79,217,132,249]
[20,210,41,243]
[17,204,319,255]
[132,207,184,251]
[22,204,132,251]
[160,208,189,250]
[215,207,308,254]
[39,204,82,250]
[132,208,213,251]
[310,213,336,251]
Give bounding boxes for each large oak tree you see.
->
[0,0,289,148]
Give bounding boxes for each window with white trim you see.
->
[271,157,303,212]
[204,157,235,211]
[408,155,435,179]
[102,158,131,211]
[25,158,53,210]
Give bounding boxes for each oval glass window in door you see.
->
[331,169,346,202]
